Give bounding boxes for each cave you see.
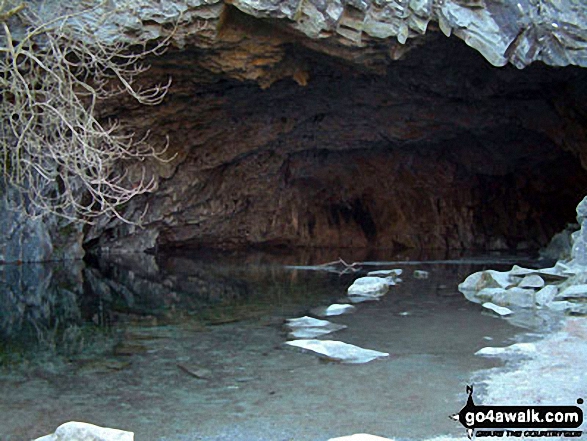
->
[88,19,587,256]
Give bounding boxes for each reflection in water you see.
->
[0,250,563,441]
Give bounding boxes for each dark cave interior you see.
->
[88,32,587,254]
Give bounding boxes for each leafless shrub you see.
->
[0,0,175,223]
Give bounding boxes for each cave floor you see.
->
[0,252,584,440]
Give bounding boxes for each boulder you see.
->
[347,277,390,297]
[33,422,133,441]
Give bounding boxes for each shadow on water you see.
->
[0,249,564,441]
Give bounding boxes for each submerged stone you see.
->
[285,339,389,364]
[33,421,133,441]
[412,270,429,279]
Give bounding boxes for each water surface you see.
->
[0,250,552,440]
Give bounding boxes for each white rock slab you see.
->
[285,316,347,339]
[347,277,390,297]
[518,274,545,289]
[476,342,536,357]
[367,269,402,277]
[285,339,389,364]
[311,304,357,317]
[413,270,429,279]
[509,264,567,280]
[33,421,134,441]
[482,302,512,316]
[556,284,587,299]
[535,285,558,306]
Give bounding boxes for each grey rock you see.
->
[535,285,558,306]
[33,421,133,441]
[482,302,512,316]
[555,284,587,300]
[518,274,545,289]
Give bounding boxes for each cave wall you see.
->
[87,35,587,253]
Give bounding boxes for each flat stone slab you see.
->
[285,316,347,339]
[310,304,357,317]
[556,284,587,299]
[509,264,568,281]
[34,421,134,441]
[367,269,402,277]
[285,339,389,364]
[482,302,512,316]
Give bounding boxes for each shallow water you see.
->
[0,251,560,440]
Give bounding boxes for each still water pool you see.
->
[0,251,563,440]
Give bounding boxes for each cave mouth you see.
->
[94,35,587,255]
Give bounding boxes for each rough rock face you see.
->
[7,0,587,259]
[86,34,587,253]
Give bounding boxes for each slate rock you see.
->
[285,339,389,364]
[347,277,390,297]
[482,302,512,316]
[310,304,357,317]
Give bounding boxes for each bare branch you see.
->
[0,2,179,223]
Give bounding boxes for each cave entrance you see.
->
[97,36,587,254]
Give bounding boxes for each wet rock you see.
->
[347,277,390,297]
[482,302,512,316]
[459,270,516,292]
[555,284,587,299]
[518,274,545,289]
[412,270,429,279]
[310,304,357,317]
[33,421,133,441]
[535,285,558,307]
[285,339,389,364]
[285,316,347,339]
